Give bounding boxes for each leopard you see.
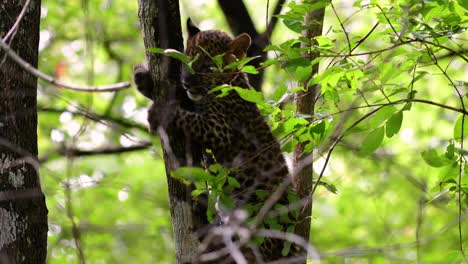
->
[134,18,298,262]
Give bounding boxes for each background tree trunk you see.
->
[292,1,325,261]
[217,0,286,90]
[136,0,205,262]
[0,1,48,263]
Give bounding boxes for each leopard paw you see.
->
[147,101,177,133]
[133,63,154,100]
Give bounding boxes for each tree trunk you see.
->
[292,1,325,261]
[0,1,48,263]
[136,0,205,262]
[217,0,286,90]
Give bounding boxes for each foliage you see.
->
[36,0,467,263]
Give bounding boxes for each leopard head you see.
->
[182,18,251,101]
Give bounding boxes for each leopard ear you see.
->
[187,18,200,38]
[228,33,251,59]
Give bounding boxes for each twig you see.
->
[330,2,351,53]
[425,44,467,259]
[2,0,31,42]
[376,5,403,42]
[39,142,152,163]
[64,165,86,264]
[263,0,286,38]
[38,106,149,133]
[310,105,387,197]
[223,235,247,264]
[415,181,427,263]
[0,37,130,92]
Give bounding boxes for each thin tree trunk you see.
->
[292,1,325,261]
[136,0,205,262]
[0,1,48,263]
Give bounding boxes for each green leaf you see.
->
[314,180,338,194]
[209,85,234,97]
[445,141,455,159]
[438,162,458,182]
[282,138,299,153]
[314,35,333,49]
[260,58,278,67]
[212,54,225,70]
[147,48,191,63]
[272,85,287,102]
[256,190,269,200]
[295,65,312,82]
[191,189,206,197]
[219,195,235,210]
[198,46,225,70]
[233,87,264,104]
[360,126,385,155]
[147,48,195,73]
[224,56,260,70]
[421,149,452,167]
[241,65,259,74]
[291,86,306,93]
[345,68,363,90]
[453,115,468,142]
[385,111,403,138]
[274,117,308,139]
[227,177,240,188]
[402,90,417,111]
[369,106,398,128]
[310,120,327,138]
[171,167,213,184]
[281,241,292,256]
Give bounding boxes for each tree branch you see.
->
[39,142,152,163]
[0,37,131,92]
[38,106,149,133]
[217,0,258,37]
[2,0,31,42]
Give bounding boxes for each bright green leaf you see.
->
[147,48,191,63]
[360,126,385,155]
[386,111,403,138]
[191,189,206,197]
[241,65,259,74]
[453,115,468,142]
[227,177,240,188]
[272,85,287,102]
[421,149,452,167]
[296,65,312,82]
[291,86,306,93]
[171,167,213,184]
[369,106,398,128]
[233,87,264,104]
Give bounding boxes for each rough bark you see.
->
[136,0,205,262]
[0,0,48,263]
[217,0,286,90]
[292,1,325,261]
